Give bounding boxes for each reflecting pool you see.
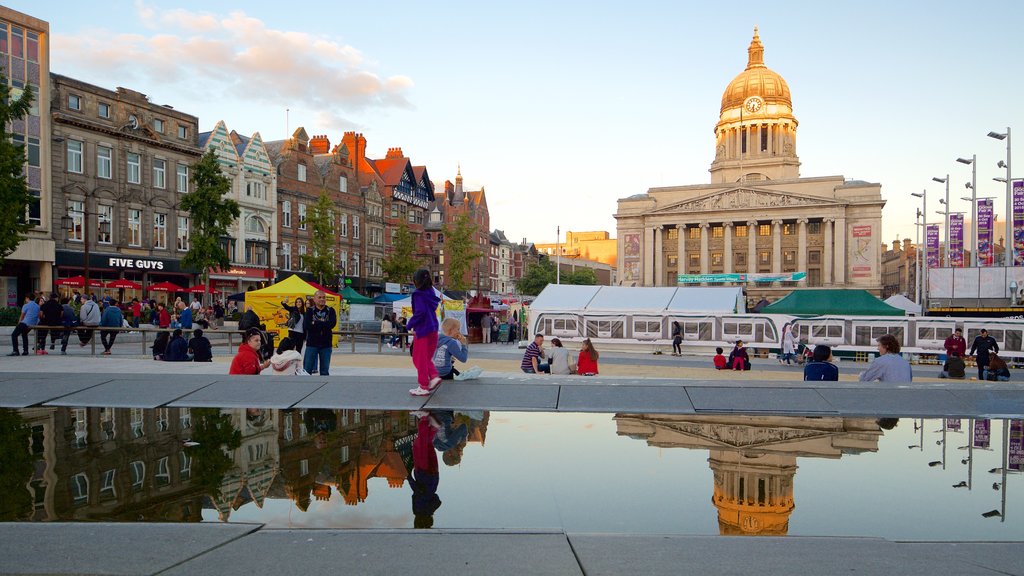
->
[3,407,1021,540]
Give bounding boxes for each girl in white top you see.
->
[270,337,306,376]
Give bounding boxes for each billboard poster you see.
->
[1014,181,1024,266]
[977,199,994,266]
[949,214,964,267]
[851,225,874,278]
[1010,420,1024,472]
[973,419,990,448]
[926,224,940,268]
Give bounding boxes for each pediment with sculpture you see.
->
[652,187,841,215]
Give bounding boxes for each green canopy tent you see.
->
[340,286,373,305]
[762,289,905,316]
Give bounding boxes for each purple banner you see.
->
[927,224,940,268]
[973,419,990,448]
[1010,420,1024,471]
[946,418,961,432]
[1013,181,1024,266]
[949,214,964,267]
[978,199,994,267]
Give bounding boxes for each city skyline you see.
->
[12,0,1022,248]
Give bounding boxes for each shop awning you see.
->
[147,281,184,292]
[106,279,142,290]
[55,275,104,288]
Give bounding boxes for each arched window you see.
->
[245,216,267,234]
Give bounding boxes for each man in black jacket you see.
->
[969,328,999,381]
[302,290,337,375]
[38,293,63,354]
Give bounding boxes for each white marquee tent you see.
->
[530,285,745,315]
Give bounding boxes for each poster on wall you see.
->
[978,199,994,266]
[851,225,874,278]
[949,213,965,267]
[623,233,641,258]
[623,261,640,282]
[926,224,940,268]
[1014,181,1024,266]
[622,233,641,283]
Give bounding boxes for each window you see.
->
[155,456,170,486]
[98,102,110,118]
[282,242,292,270]
[759,224,771,236]
[178,125,188,139]
[177,216,189,251]
[784,250,796,264]
[759,251,771,265]
[246,181,265,199]
[180,408,191,429]
[153,118,164,133]
[128,209,142,246]
[339,213,348,237]
[153,213,167,249]
[352,253,360,277]
[98,205,112,244]
[245,241,268,266]
[339,176,347,192]
[245,216,266,234]
[177,164,188,192]
[298,245,307,270]
[408,209,416,223]
[712,252,723,266]
[67,200,84,241]
[783,223,794,235]
[67,140,83,173]
[71,408,87,449]
[153,159,166,189]
[156,408,169,432]
[127,153,141,184]
[71,473,89,504]
[130,461,145,491]
[100,469,116,498]
[735,225,748,237]
[298,204,306,230]
[282,201,291,228]
[689,254,700,269]
[353,215,360,239]
[219,237,236,261]
[179,452,192,481]
[688,227,700,240]
[741,127,747,154]
[68,94,81,110]
[761,126,769,151]
[339,251,348,274]
[808,221,822,235]
[27,30,39,62]
[26,189,40,227]
[97,146,112,179]
[809,250,821,264]
[712,226,724,239]
[297,163,307,182]
[735,252,746,267]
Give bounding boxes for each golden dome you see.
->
[720,27,792,114]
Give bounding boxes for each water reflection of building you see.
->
[615,415,882,535]
[207,409,280,521]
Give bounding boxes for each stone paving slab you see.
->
[817,388,973,416]
[0,375,115,408]
[294,378,428,409]
[948,389,1024,418]
[424,382,560,410]
[0,522,260,576]
[901,542,1024,576]
[685,386,835,414]
[163,530,583,576]
[168,379,327,408]
[557,385,695,413]
[44,377,220,408]
[566,534,1008,576]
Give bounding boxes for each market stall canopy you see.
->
[307,281,341,297]
[340,286,373,304]
[185,284,221,294]
[374,293,408,304]
[55,275,104,288]
[530,285,745,314]
[105,279,142,290]
[763,289,905,316]
[884,294,922,316]
[244,274,341,341]
[146,281,183,292]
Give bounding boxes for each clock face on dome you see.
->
[744,97,763,113]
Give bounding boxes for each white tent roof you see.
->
[884,294,921,315]
[530,285,745,314]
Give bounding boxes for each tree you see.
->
[516,256,556,296]
[188,408,241,500]
[304,191,338,284]
[567,267,598,286]
[0,77,34,266]
[0,409,32,520]
[180,150,239,305]
[382,220,422,283]
[441,213,484,290]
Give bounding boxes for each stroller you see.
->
[254,325,276,361]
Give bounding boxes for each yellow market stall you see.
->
[245,274,342,344]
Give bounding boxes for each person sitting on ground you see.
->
[577,338,600,376]
[164,329,190,362]
[188,329,213,362]
[230,327,271,375]
[939,354,966,379]
[859,334,913,382]
[238,305,261,332]
[151,331,169,360]
[521,334,549,374]
[433,318,470,380]
[547,337,576,375]
[803,345,840,381]
[985,353,1011,381]
[728,340,751,371]
[270,336,306,376]
[713,347,728,370]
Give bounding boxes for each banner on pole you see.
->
[973,419,990,448]
[1010,420,1024,471]
[978,199,994,266]
[949,214,964,267]
[926,224,940,268]
[1013,181,1024,266]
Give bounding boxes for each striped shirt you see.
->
[521,342,542,372]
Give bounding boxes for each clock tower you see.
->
[709,27,801,183]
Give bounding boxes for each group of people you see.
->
[228,290,338,376]
[479,313,521,344]
[940,327,1010,381]
[380,313,410,350]
[519,333,599,375]
[151,328,213,362]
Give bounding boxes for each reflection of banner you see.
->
[926,225,940,268]
[973,419,990,448]
[1014,181,1024,266]
[677,272,806,284]
[978,199,994,266]
[1010,420,1024,471]
[949,214,964,267]
[946,418,961,431]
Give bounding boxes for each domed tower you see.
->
[710,450,796,536]
[710,27,800,183]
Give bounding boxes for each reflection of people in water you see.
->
[409,412,441,528]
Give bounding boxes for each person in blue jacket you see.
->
[803,345,839,381]
[432,318,469,380]
[164,329,190,361]
[99,299,124,356]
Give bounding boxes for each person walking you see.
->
[577,338,600,375]
[803,345,839,381]
[98,299,123,355]
[130,298,142,329]
[859,334,913,382]
[671,321,683,356]
[230,327,271,375]
[280,297,306,353]
[969,328,999,381]
[302,290,337,376]
[59,297,77,355]
[381,313,394,347]
[944,328,967,359]
[780,324,797,365]
[9,295,39,356]
[480,313,493,344]
[38,293,63,354]
[77,296,101,347]
[548,337,576,375]
[188,329,213,362]
[408,269,441,395]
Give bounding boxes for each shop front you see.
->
[54,250,197,301]
[209,265,276,294]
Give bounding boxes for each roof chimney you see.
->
[310,134,330,155]
[386,147,404,159]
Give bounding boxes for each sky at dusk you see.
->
[16,0,1023,248]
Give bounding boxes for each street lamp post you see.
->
[555,225,561,285]
[988,129,1011,266]
[957,156,977,266]
[61,202,110,296]
[912,190,927,311]
[933,175,950,265]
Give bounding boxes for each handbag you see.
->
[286,313,298,329]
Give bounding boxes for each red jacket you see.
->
[577,351,599,375]
[944,334,966,357]
[159,309,171,328]
[229,343,263,375]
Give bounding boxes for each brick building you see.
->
[423,167,491,290]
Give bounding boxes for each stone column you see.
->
[677,224,687,276]
[643,227,655,286]
[797,218,808,285]
[723,222,734,274]
[772,220,783,274]
[700,222,710,275]
[823,218,834,285]
[747,220,758,273]
[653,226,664,286]
[834,216,847,285]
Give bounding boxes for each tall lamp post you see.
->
[988,129,1011,266]
[555,225,561,285]
[933,175,950,265]
[957,156,977,266]
[912,190,928,311]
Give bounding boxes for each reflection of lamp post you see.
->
[61,204,111,295]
